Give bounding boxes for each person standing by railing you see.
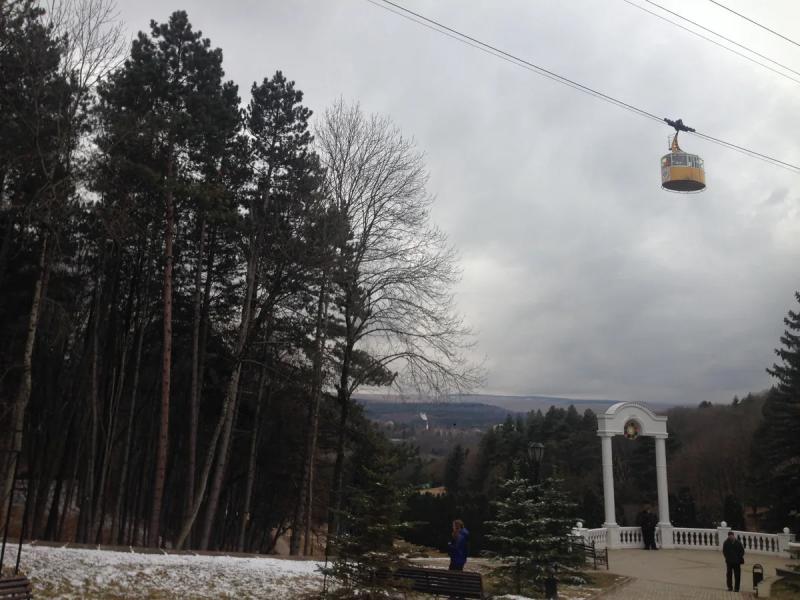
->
[637,504,658,550]
[722,531,745,592]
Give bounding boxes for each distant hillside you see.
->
[356,392,679,416]
[359,401,514,430]
[453,394,618,413]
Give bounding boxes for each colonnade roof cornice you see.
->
[596,401,668,437]
[596,431,668,438]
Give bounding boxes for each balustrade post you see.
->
[778,527,793,556]
[572,521,585,540]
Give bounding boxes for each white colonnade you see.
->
[596,402,672,548]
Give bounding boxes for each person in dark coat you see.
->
[636,504,658,550]
[447,519,469,570]
[722,531,745,591]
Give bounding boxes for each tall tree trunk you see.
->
[58,431,83,541]
[93,259,132,543]
[197,366,242,550]
[173,380,230,550]
[111,314,146,544]
[197,236,258,550]
[174,292,250,551]
[187,212,207,518]
[303,283,328,555]
[328,295,354,545]
[43,473,63,540]
[1,233,49,524]
[82,262,103,542]
[41,408,78,540]
[328,388,350,543]
[236,359,271,552]
[0,212,14,293]
[150,159,175,547]
[111,252,152,544]
[292,278,328,556]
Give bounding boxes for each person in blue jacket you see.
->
[447,519,469,570]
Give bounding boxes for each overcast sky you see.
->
[115,0,800,405]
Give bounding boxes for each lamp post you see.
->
[527,442,545,484]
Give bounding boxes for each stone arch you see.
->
[597,401,673,548]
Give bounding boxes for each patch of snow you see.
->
[4,544,326,598]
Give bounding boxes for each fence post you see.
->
[572,521,585,540]
[717,522,731,550]
[777,527,794,555]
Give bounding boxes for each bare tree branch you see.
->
[317,99,483,398]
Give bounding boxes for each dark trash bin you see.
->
[753,563,764,591]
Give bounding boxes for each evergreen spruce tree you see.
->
[323,422,411,598]
[758,291,800,532]
[444,444,467,495]
[485,475,583,595]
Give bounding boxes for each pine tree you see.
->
[444,444,467,495]
[96,10,241,546]
[485,476,583,595]
[758,291,800,532]
[323,422,411,598]
[0,0,79,525]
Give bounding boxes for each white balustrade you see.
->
[572,521,796,557]
[734,530,783,555]
[671,527,718,549]
[618,527,643,548]
[573,525,608,548]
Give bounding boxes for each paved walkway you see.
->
[601,548,789,598]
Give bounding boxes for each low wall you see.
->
[573,521,796,557]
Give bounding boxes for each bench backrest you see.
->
[396,566,483,598]
[0,576,33,600]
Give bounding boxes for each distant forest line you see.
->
[399,390,800,554]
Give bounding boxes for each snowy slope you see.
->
[3,543,326,599]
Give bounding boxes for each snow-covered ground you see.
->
[2,543,613,599]
[3,543,326,599]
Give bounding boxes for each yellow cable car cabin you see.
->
[660,118,705,192]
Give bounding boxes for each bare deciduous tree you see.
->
[316,100,482,539]
[46,0,126,91]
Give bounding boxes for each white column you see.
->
[655,435,673,548]
[601,434,616,526]
[655,436,670,525]
[600,433,620,548]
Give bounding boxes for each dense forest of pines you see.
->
[2,1,799,566]
[0,2,476,553]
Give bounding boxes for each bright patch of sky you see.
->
[113,0,800,405]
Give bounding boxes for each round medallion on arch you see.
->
[623,419,641,440]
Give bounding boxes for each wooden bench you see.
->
[395,566,485,599]
[577,540,608,570]
[0,576,32,599]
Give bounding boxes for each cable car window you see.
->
[672,154,687,166]
[662,156,671,167]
